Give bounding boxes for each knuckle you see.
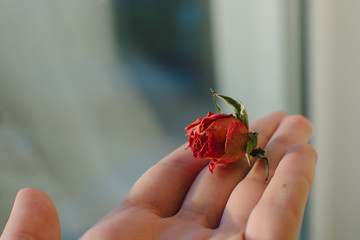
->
[283,114,313,135]
[289,143,318,161]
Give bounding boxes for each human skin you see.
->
[0,112,317,240]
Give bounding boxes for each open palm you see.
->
[1,112,317,240]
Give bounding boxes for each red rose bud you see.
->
[185,89,270,182]
[185,111,250,173]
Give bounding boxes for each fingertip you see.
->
[15,188,59,218]
[272,111,288,118]
[16,187,51,202]
[250,111,288,129]
[287,143,318,162]
[1,188,61,240]
[282,114,314,138]
[266,111,289,123]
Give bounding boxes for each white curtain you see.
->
[309,1,360,239]
[0,1,170,237]
[210,1,306,239]
[211,0,360,239]
[210,0,302,121]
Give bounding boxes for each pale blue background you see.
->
[0,1,317,239]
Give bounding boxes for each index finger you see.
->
[124,144,209,217]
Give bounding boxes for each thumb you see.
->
[1,188,61,240]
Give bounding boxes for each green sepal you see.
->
[211,89,223,113]
[245,132,259,166]
[210,89,249,129]
[250,148,270,182]
[236,97,249,129]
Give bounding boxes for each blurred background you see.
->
[0,0,359,239]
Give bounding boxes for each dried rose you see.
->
[185,112,250,173]
[185,89,269,181]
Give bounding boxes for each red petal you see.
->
[199,112,233,132]
[219,121,249,164]
[185,117,203,132]
[209,160,217,174]
[202,117,238,158]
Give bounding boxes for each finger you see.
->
[1,188,61,240]
[176,112,287,229]
[220,115,313,230]
[251,114,313,181]
[245,143,317,240]
[249,111,288,148]
[123,144,210,217]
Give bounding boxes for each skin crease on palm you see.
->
[0,112,317,240]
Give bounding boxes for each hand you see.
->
[1,112,317,240]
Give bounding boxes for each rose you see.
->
[185,111,250,173]
[185,90,270,181]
